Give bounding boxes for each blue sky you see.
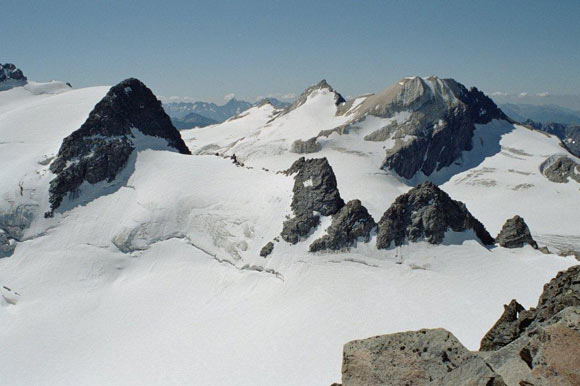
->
[2,0,579,103]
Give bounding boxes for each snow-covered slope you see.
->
[0,79,578,386]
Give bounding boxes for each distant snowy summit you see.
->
[47,78,190,214]
[0,62,27,90]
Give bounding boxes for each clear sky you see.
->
[3,0,579,103]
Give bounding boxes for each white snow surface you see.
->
[0,82,578,386]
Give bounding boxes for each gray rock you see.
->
[290,137,321,154]
[480,300,526,352]
[309,200,376,252]
[260,241,274,257]
[47,78,190,213]
[376,181,494,249]
[495,215,538,249]
[483,306,580,386]
[540,155,580,183]
[436,356,506,386]
[281,213,320,245]
[280,157,344,244]
[0,204,36,257]
[342,328,476,386]
[480,265,580,351]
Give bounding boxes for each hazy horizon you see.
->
[3,0,580,104]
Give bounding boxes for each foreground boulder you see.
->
[47,78,190,213]
[281,157,344,244]
[376,181,494,249]
[309,200,375,252]
[337,265,580,386]
[480,265,580,351]
[342,329,505,386]
[495,215,538,249]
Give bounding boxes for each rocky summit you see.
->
[280,157,344,244]
[47,78,190,213]
[350,76,508,179]
[376,181,494,249]
[495,215,538,249]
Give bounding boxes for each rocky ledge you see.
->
[335,265,580,386]
[47,78,190,213]
[376,181,494,249]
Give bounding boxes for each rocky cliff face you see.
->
[280,157,344,244]
[47,78,190,213]
[0,62,27,90]
[337,265,580,386]
[376,181,494,249]
[351,76,508,179]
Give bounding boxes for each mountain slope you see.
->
[0,77,578,386]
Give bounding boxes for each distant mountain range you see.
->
[499,103,580,125]
[163,97,290,129]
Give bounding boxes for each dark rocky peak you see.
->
[480,265,580,351]
[46,78,190,214]
[280,157,344,244]
[376,181,494,249]
[282,79,345,115]
[0,62,28,90]
[309,199,376,252]
[495,215,538,249]
[284,157,344,216]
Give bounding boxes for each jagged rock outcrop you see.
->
[47,78,190,213]
[350,76,508,179]
[341,329,504,386]
[290,137,321,154]
[495,215,538,249]
[0,63,27,90]
[376,181,494,249]
[479,300,526,352]
[338,265,580,386]
[280,157,344,244]
[260,241,274,257]
[309,200,375,252]
[480,265,580,352]
[540,155,580,183]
